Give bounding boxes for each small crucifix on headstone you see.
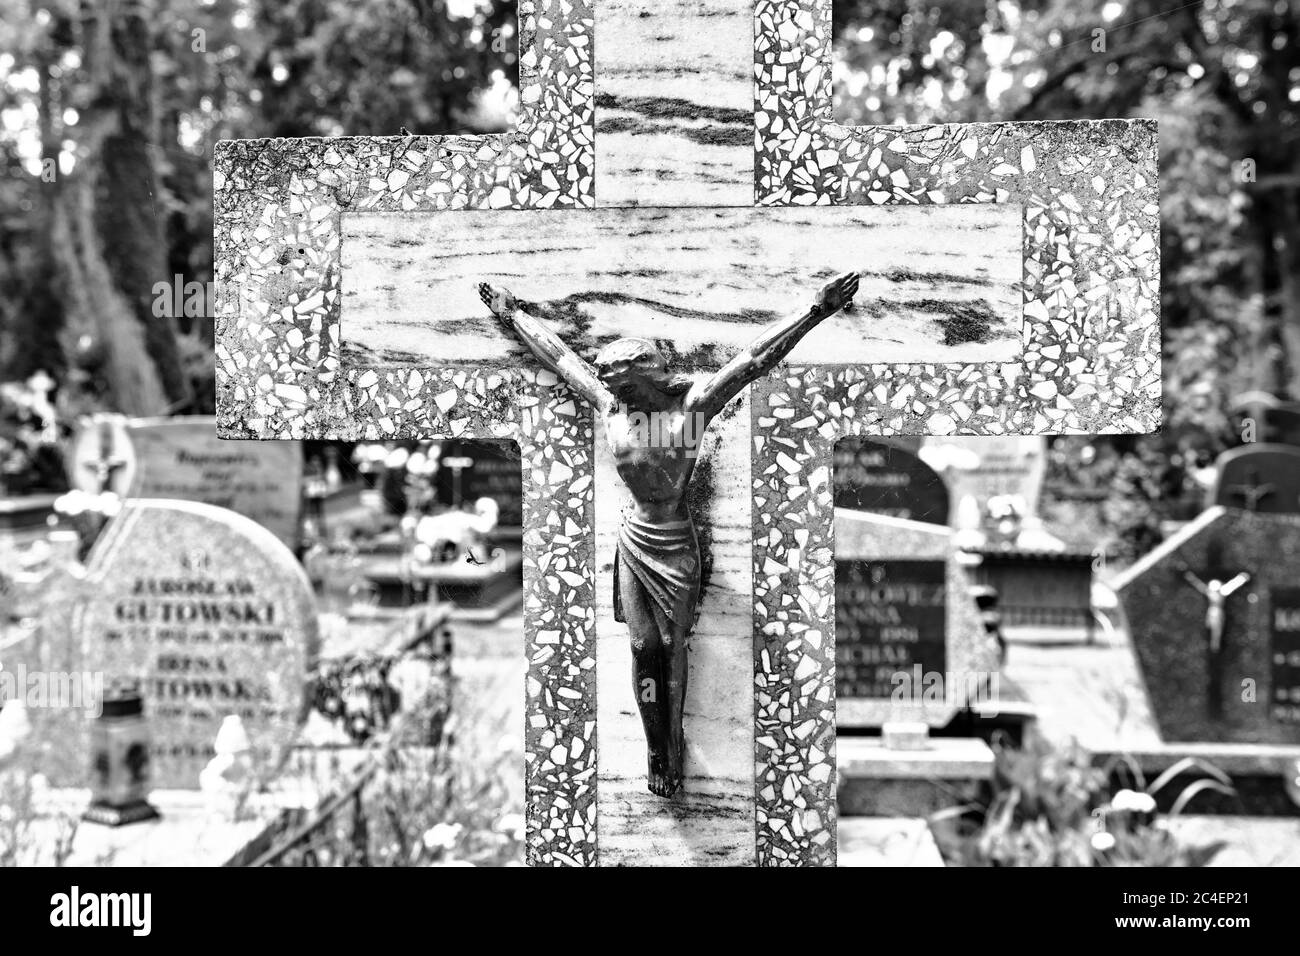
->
[1183,568,1251,716]
[1223,467,1274,513]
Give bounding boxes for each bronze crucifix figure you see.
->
[1183,568,1251,718]
[479,272,860,796]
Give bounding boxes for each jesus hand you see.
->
[477,282,518,320]
[814,271,860,318]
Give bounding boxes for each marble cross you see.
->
[214,0,1160,866]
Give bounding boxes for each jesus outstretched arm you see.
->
[686,272,860,419]
[478,282,615,413]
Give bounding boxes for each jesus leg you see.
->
[662,618,690,796]
[619,567,673,796]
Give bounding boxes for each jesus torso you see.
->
[604,397,710,524]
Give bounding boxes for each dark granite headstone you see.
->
[836,559,946,699]
[1270,587,1300,725]
[1210,444,1300,514]
[1115,507,1300,744]
[833,437,950,525]
[76,499,319,786]
[1266,401,1300,447]
[833,509,998,727]
[434,440,522,527]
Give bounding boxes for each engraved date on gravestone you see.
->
[80,500,316,788]
[107,565,288,731]
[1271,587,1300,724]
[835,559,946,700]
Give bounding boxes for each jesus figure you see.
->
[478,272,861,796]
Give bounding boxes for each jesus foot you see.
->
[647,749,678,797]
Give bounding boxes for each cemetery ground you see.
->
[4,416,1300,868]
[1,426,532,867]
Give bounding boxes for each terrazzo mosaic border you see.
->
[215,0,1160,868]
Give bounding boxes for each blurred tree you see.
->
[0,0,517,416]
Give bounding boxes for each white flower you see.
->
[1130,791,1156,814]
[422,822,463,851]
[53,489,91,516]
[1090,830,1116,852]
[1111,788,1143,812]
[0,702,32,760]
[1111,788,1156,814]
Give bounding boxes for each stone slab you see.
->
[837,817,946,867]
[341,205,1021,368]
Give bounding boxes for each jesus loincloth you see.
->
[613,512,701,628]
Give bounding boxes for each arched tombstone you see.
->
[75,500,318,788]
[833,437,951,526]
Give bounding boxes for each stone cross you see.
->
[80,415,132,496]
[215,0,1160,866]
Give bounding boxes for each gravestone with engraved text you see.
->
[70,416,303,548]
[75,500,318,787]
[1115,507,1300,744]
[833,437,951,525]
[834,508,993,728]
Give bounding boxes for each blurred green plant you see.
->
[931,734,1232,866]
[256,667,522,867]
[0,760,80,867]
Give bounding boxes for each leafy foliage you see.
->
[931,734,1229,866]
[0,0,518,415]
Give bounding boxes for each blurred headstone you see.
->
[1211,444,1300,515]
[834,509,997,728]
[70,416,303,548]
[833,438,950,526]
[435,441,522,528]
[76,499,318,787]
[923,436,1047,516]
[1115,507,1300,743]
